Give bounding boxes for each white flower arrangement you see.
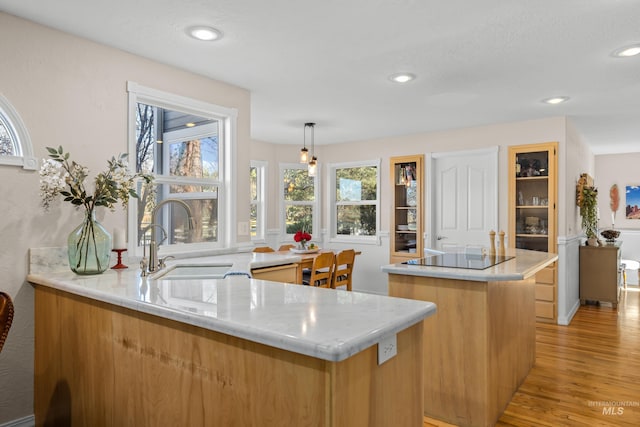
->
[39,146,152,213]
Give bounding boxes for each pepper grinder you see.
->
[498,231,506,256]
[489,230,496,255]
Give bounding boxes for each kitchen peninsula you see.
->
[28,250,436,427]
[382,248,557,427]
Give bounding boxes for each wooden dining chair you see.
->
[277,244,295,251]
[332,249,356,291]
[303,252,335,288]
[0,292,14,354]
[253,246,275,253]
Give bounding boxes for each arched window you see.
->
[0,95,37,170]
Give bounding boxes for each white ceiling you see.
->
[2,0,639,154]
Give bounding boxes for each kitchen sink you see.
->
[153,263,233,280]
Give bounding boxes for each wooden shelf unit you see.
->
[390,155,424,263]
[508,142,558,323]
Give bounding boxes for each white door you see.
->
[432,147,498,251]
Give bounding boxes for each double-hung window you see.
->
[128,82,237,253]
[329,160,380,243]
[250,160,267,241]
[280,163,319,239]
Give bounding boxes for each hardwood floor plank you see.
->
[425,287,640,426]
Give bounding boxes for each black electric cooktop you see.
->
[402,253,515,270]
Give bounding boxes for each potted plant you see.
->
[579,186,599,246]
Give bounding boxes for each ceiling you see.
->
[2,0,639,154]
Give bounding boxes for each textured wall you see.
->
[0,12,250,423]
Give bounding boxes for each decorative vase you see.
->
[298,241,307,250]
[67,210,112,275]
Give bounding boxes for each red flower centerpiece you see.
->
[294,230,312,249]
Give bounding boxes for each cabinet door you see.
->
[511,147,556,253]
[390,155,423,262]
[508,142,558,323]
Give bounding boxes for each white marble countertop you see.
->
[155,251,304,277]
[381,248,558,282]
[27,252,436,362]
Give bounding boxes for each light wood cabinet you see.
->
[508,142,558,323]
[251,263,298,283]
[580,243,622,308]
[390,155,424,263]
[34,286,425,427]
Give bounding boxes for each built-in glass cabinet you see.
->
[508,142,558,322]
[390,155,423,263]
[512,148,555,252]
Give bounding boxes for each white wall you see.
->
[595,152,640,284]
[558,120,595,324]
[0,12,251,423]
[251,117,593,299]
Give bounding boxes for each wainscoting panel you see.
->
[0,415,35,427]
[557,234,581,326]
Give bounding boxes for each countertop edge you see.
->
[27,273,436,362]
[381,249,558,282]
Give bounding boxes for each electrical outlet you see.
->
[377,334,397,365]
[237,222,249,236]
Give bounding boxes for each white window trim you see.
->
[127,82,238,255]
[0,94,37,170]
[328,159,381,245]
[279,162,320,239]
[250,160,267,242]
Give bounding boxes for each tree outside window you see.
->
[250,161,266,240]
[281,165,317,236]
[135,103,222,247]
[330,161,379,239]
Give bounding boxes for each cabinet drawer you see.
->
[535,301,555,319]
[536,284,555,302]
[251,264,298,283]
[536,265,556,285]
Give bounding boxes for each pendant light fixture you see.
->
[299,123,309,163]
[303,122,318,177]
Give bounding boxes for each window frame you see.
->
[250,160,267,242]
[328,159,381,245]
[127,82,238,254]
[279,162,320,241]
[0,94,37,170]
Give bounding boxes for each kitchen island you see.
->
[28,251,436,427]
[382,248,557,427]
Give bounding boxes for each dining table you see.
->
[274,249,361,285]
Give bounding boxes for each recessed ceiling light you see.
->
[187,26,223,41]
[612,44,640,57]
[389,73,416,83]
[186,122,196,127]
[542,96,569,105]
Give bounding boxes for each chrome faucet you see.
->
[146,199,195,273]
[140,223,168,275]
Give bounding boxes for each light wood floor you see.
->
[425,287,640,427]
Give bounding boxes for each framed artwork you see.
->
[626,186,640,219]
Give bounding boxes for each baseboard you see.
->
[0,415,35,427]
[557,299,580,326]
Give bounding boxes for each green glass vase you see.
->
[67,210,112,275]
